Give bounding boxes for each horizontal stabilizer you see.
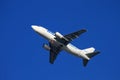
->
[86,51,100,58]
[83,59,89,67]
[83,51,100,67]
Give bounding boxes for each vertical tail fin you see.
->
[83,51,100,67]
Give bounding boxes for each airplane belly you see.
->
[63,44,89,60]
[63,44,80,56]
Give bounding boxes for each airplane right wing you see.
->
[64,29,87,41]
[54,29,87,45]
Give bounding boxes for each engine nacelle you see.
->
[55,32,63,38]
[43,44,50,51]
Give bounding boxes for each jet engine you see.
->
[43,44,50,51]
[55,32,63,38]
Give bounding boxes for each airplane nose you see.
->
[31,25,47,32]
[31,25,39,31]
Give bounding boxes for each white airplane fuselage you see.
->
[32,25,90,60]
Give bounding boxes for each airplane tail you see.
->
[82,47,100,67]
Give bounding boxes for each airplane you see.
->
[31,25,100,67]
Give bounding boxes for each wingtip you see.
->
[82,29,87,32]
[95,51,100,54]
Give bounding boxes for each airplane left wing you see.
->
[49,42,62,64]
[64,29,87,41]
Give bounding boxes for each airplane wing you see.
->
[49,42,62,64]
[64,29,87,41]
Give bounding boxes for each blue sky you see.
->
[0,0,120,80]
